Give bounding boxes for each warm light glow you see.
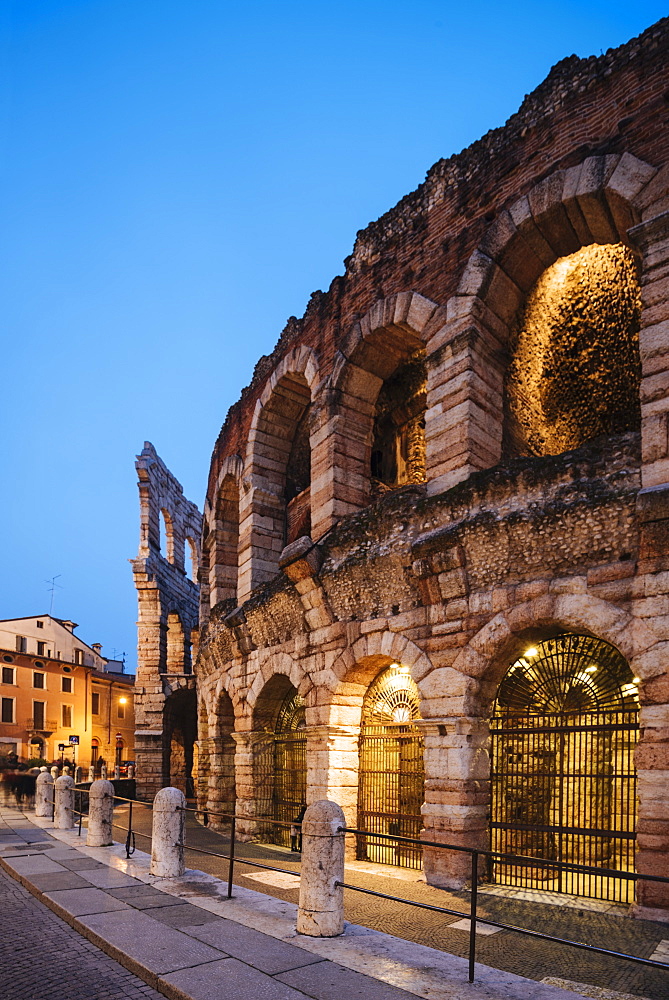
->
[119,697,128,705]
[397,665,411,675]
[633,677,641,684]
[524,647,538,658]
[585,665,597,673]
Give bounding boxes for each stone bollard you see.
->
[127,765,135,779]
[150,787,185,877]
[297,800,345,937]
[75,766,83,784]
[88,766,95,782]
[114,765,121,780]
[63,766,70,775]
[87,779,115,847]
[100,764,108,779]
[50,766,59,780]
[35,771,54,818]
[54,775,75,829]
[39,766,48,772]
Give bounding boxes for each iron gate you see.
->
[272,690,306,847]
[490,635,639,903]
[357,664,424,869]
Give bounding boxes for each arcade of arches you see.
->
[135,25,669,919]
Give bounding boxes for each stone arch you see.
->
[201,687,236,825]
[238,348,320,601]
[425,153,661,495]
[201,454,243,614]
[160,508,175,563]
[247,651,313,718]
[163,686,197,797]
[315,293,441,534]
[166,611,189,673]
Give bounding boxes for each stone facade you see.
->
[131,443,202,800]
[170,20,669,917]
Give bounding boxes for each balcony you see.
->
[25,718,58,734]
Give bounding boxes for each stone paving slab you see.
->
[43,886,133,916]
[80,866,140,888]
[277,960,428,999]
[159,957,315,1000]
[8,854,66,874]
[78,908,227,978]
[29,870,93,891]
[147,903,223,927]
[187,917,327,974]
[107,887,188,908]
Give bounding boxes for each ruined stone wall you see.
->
[132,443,202,799]
[195,19,669,918]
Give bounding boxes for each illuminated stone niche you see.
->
[371,352,427,494]
[505,243,641,458]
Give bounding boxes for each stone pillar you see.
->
[54,775,75,829]
[297,800,345,937]
[418,718,490,889]
[204,735,236,828]
[75,767,83,784]
[88,766,95,782]
[633,703,669,919]
[150,786,185,877]
[305,724,359,858]
[628,212,669,490]
[50,766,59,780]
[134,730,165,800]
[231,731,274,841]
[100,764,108,779]
[114,765,121,780]
[87,779,115,847]
[35,772,54,818]
[127,765,135,779]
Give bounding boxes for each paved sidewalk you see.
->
[0,805,588,1000]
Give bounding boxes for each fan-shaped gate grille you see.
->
[491,635,639,902]
[358,665,424,869]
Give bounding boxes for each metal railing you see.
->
[66,790,669,986]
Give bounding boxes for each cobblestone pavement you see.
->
[114,805,669,1000]
[0,864,164,1000]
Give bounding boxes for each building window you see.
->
[61,677,72,693]
[33,672,45,689]
[91,692,100,715]
[1,698,14,723]
[36,620,43,628]
[91,740,99,763]
[62,705,72,728]
[117,702,125,720]
[15,636,26,653]
[2,655,13,663]
[33,701,45,730]
[74,649,82,665]
[2,667,15,685]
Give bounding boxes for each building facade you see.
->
[0,616,135,769]
[138,21,669,918]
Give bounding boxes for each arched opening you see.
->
[160,509,174,562]
[186,537,198,583]
[490,633,639,902]
[166,612,189,673]
[210,692,236,822]
[163,687,198,798]
[285,403,311,542]
[29,736,44,761]
[371,352,427,497]
[503,243,641,458]
[209,475,240,607]
[254,676,306,847]
[90,739,100,768]
[357,663,424,869]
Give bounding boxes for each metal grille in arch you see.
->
[272,690,306,848]
[357,664,424,870]
[490,634,639,902]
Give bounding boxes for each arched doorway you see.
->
[490,634,639,902]
[253,678,307,847]
[357,664,424,869]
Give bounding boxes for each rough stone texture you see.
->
[297,800,346,937]
[150,785,186,877]
[35,770,54,818]
[131,443,202,799]
[54,774,75,830]
[147,20,669,918]
[87,779,115,847]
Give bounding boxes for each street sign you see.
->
[68,735,79,745]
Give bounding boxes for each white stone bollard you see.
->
[297,800,345,937]
[114,765,121,780]
[150,787,186,877]
[54,775,75,829]
[100,764,108,779]
[127,765,135,779]
[87,779,115,847]
[50,766,59,780]
[39,766,48,772]
[75,766,83,784]
[35,771,54,817]
[88,766,95,782]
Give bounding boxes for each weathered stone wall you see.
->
[194,19,669,919]
[132,443,202,799]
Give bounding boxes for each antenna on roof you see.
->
[45,575,63,615]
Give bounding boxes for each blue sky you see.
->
[1,1,665,669]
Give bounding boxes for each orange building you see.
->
[0,615,135,769]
